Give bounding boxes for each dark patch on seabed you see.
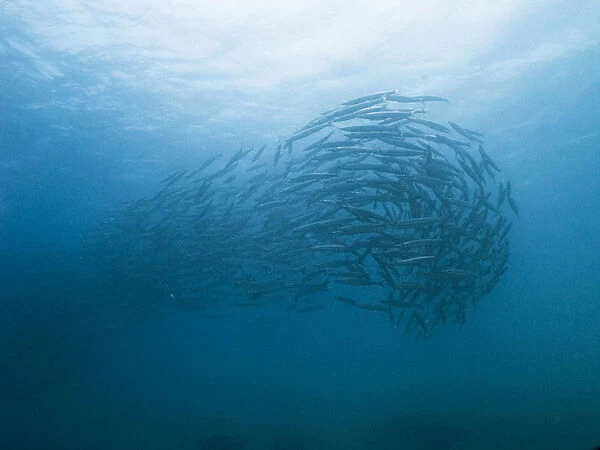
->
[1,254,599,450]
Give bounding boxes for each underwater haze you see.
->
[1,1,600,449]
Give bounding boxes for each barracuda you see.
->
[93,90,516,339]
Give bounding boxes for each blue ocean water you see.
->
[1,2,599,449]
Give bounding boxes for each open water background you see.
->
[1,1,599,449]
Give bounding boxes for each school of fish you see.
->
[92,91,517,338]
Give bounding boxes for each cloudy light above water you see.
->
[2,0,598,139]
